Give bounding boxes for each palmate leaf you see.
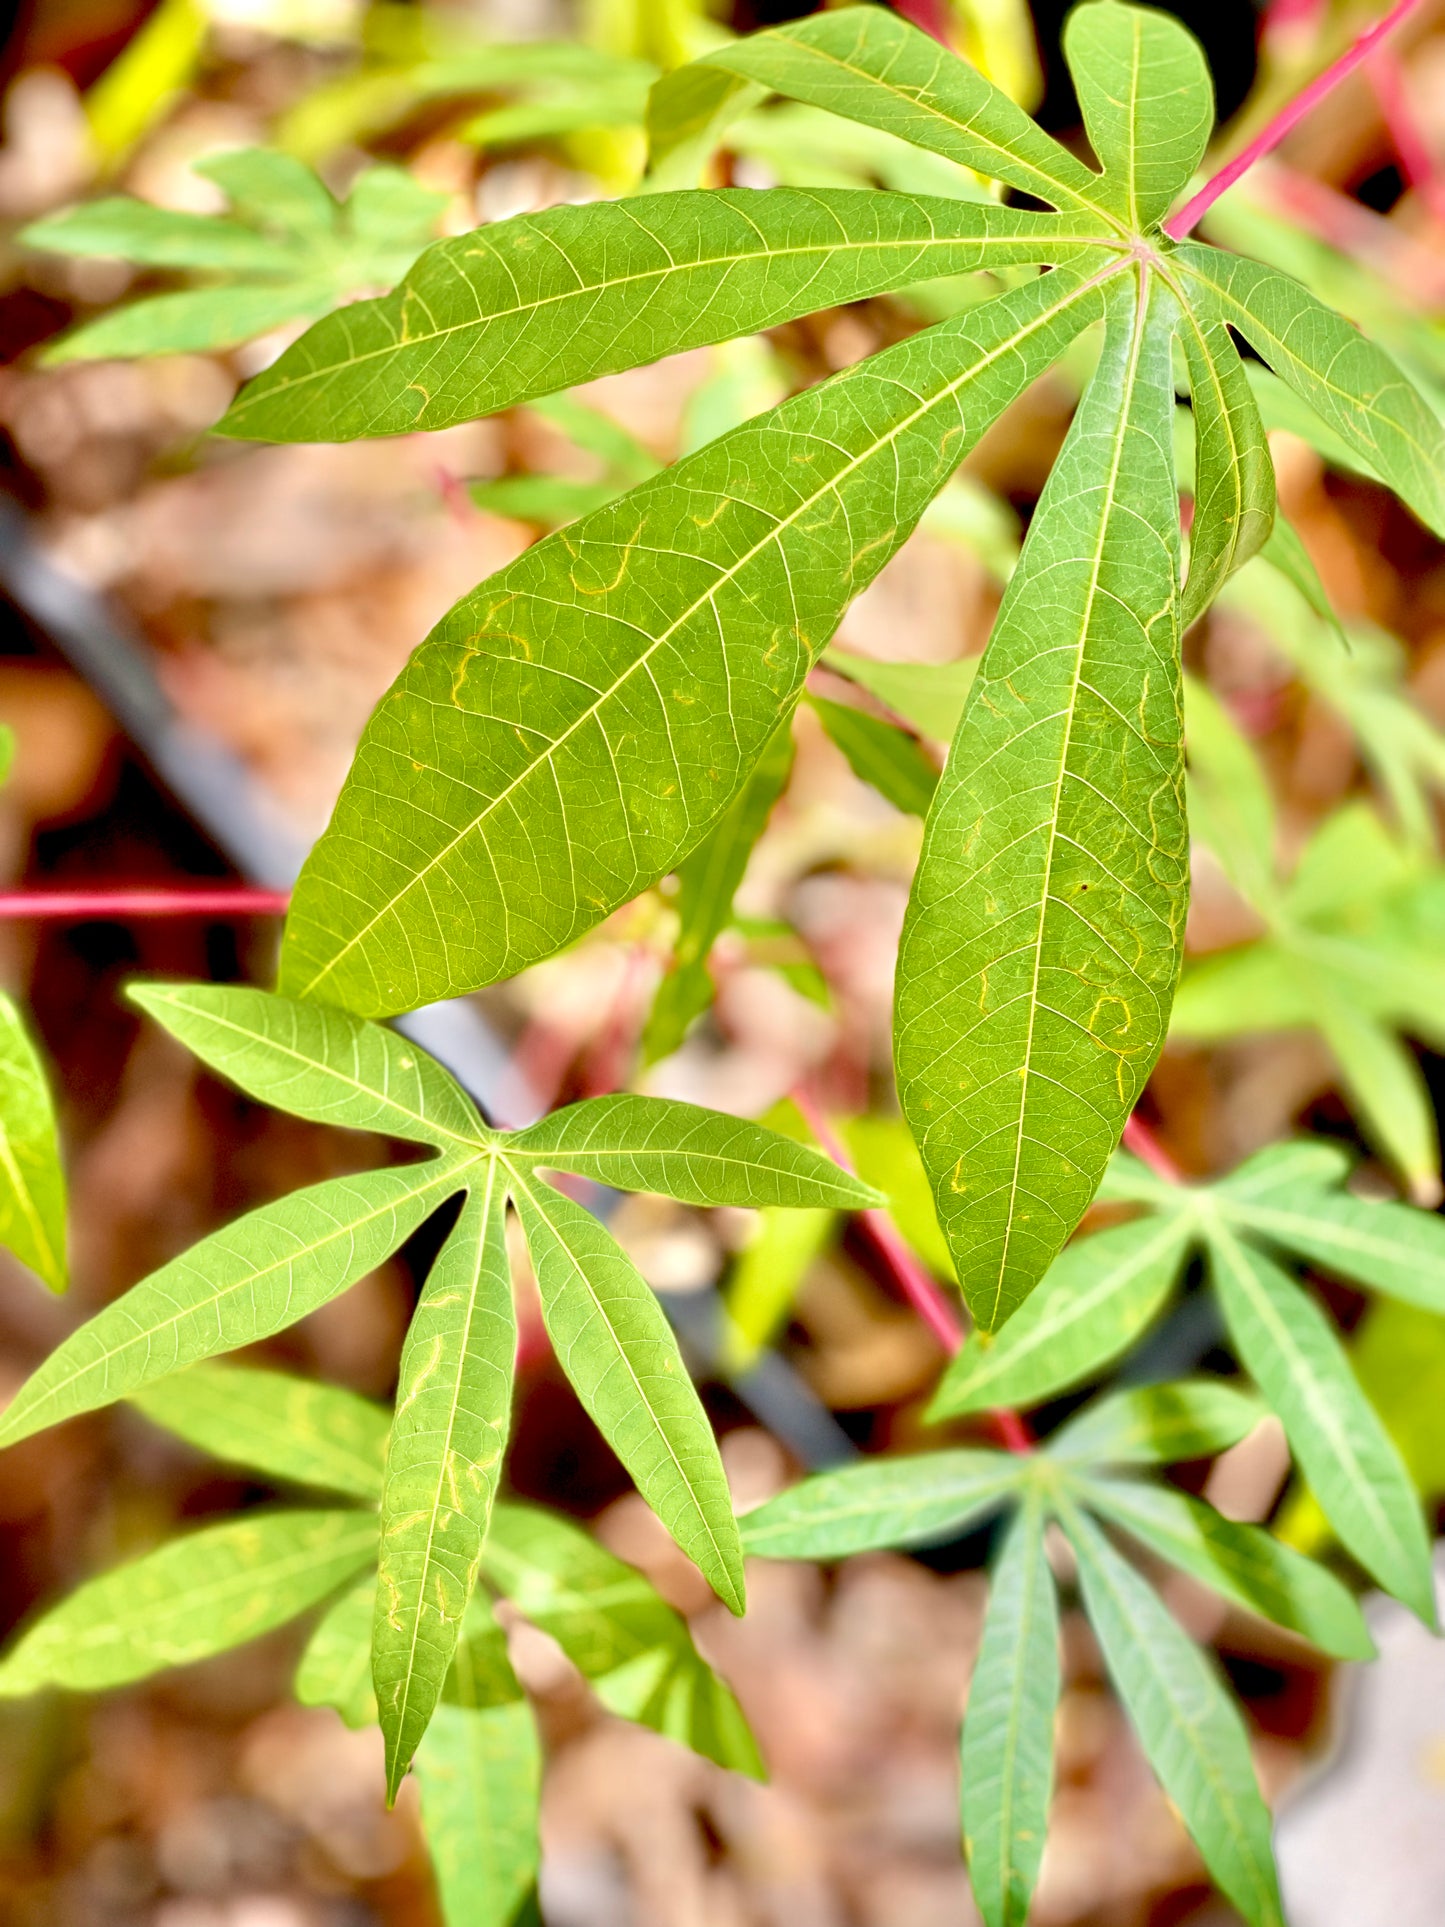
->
[375,1167,514,1800]
[1076,1475,1373,1660]
[219,188,1098,443]
[1061,1502,1285,1927]
[132,1360,389,1501]
[1205,1225,1435,1625]
[0,992,67,1293]
[959,1489,1059,1927]
[896,268,1187,1329]
[276,264,1107,1017]
[0,1510,377,1695]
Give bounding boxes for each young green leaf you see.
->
[132,1361,389,1501]
[722,1205,836,1371]
[1175,245,1445,541]
[896,270,1187,1330]
[0,1510,377,1696]
[1206,1225,1435,1624]
[277,265,1108,1018]
[506,1094,878,1210]
[659,11,1119,220]
[508,1172,744,1614]
[740,1450,1024,1559]
[0,992,67,1293]
[415,1701,541,1927]
[0,1161,466,1452]
[1223,1184,1445,1314]
[1076,1476,1374,1660]
[220,188,1098,443]
[27,154,445,363]
[806,693,939,818]
[928,1213,1192,1420]
[1064,1,1213,231]
[1048,1379,1265,1466]
[1063,1503,1285,1927]
[130,981,487,1151]
[1177,310,1275,631]
[643,721,794,1066]
[593,1640,765,1781]
[375,1168,515,1799]
[960,1490,1059,1927]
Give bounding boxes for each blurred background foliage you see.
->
[3,0,1445,1920]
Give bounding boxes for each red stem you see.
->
[1164,0,1427,240]
[1122,1112,1185,1185]
[0,887,291,919]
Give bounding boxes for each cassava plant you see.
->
[5,4,1445,1924]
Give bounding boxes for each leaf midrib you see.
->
[299,263,1124,999]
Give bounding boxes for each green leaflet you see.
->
[896,268,1187,1330]
[132,1362,389,1501]
[1206,1224,1435,1625]
[0,1510,377,1695]
[1077,1476,1374,1661]
[130,981,488,1151]
[654,10,1119,220]
[0,992,67,1293]
[1062,1504,1285,1927]
[375,1170,515,1798]
[220,188,1096,443]
[279,266,1107,1017]
[1310,981,1439,1200]
[843,1113,956,1281]
[643,721,794,1066]
[1177,308,1275,631]
[0,1160,466,1452]
[480,1503,760,1775]
[740,1449,1024,1559]
[960,1490,1058,1927]
[27,152,446,363]
[1183,672,1276,908]
[806,693,940,818]
[506,1094,878,1209]
[415,1701,542,1927]
[1175,244,1445,541]
[1224,1185,1445,1314]
[508,1172,745,1615]
[1064,1,1213,231]
[1048,1379,1265,1466]
[1208,1139,1354,1202]
[928,1212,1192,1419]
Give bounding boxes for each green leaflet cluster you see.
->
[0,1359,761,1927]
[21,148,447,361]
[216,1,1445,1332]
[934,1135,1443,1624]
[0,981,874,1799]
[742,1372,1371,1927]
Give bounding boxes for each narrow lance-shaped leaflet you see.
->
[896,266,1187,1330]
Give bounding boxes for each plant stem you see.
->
[0,887,292,919]
[1164,0,1426,240]
[1122,1111,1186,1184]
